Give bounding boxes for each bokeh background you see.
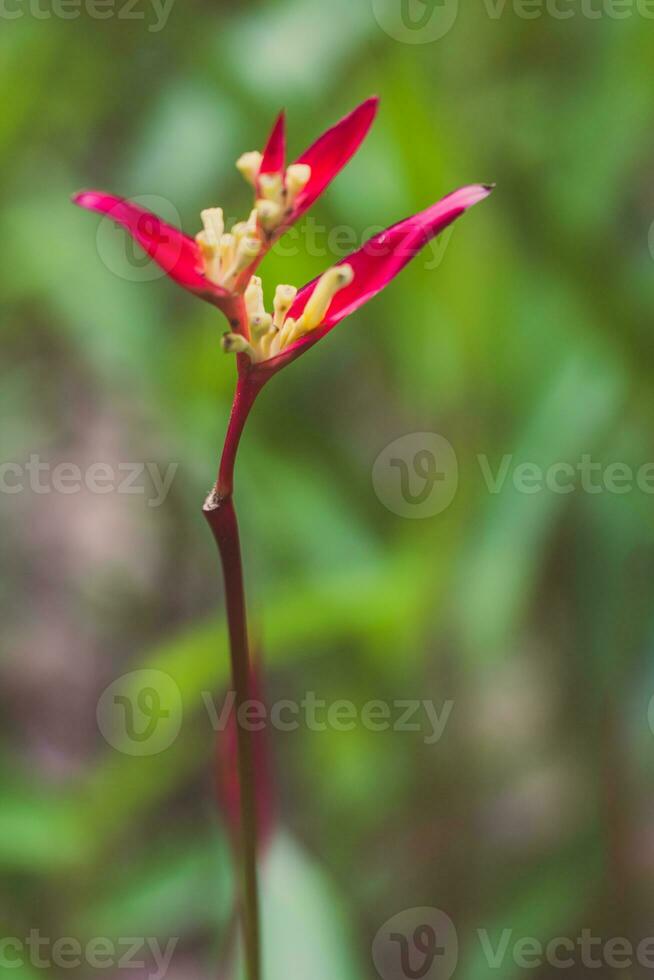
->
[3,0,654,977]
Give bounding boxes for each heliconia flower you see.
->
[73,100,493,386]
[226,183,494,379]
[73,104,494,980]
[73,97,379,306]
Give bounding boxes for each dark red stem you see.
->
[204,366,266,980]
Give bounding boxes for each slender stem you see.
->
[206,496,260,980]
[204,366,265,980]
[216,372,262,499]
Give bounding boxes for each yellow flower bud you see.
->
[221,333,257,361]
[245,275,265,319]
[259,172,284,202]
[273,284,298,327]
[200,207,224,244]
[285,164,311,202]
[249,313,273,340]
[301,264,354,332]
[256,198,283,231]
[236,151,263,186]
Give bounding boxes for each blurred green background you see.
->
[2,0,654,977]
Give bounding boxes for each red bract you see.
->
[72,190,227,306]
[284,97,379,228]
[258,110,286,179]
[257,184,494,378]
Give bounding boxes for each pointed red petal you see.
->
[72,191,227,304]
[259,184,493,374]
[259,110,286,175]
[291,96,379,219]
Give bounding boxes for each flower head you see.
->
[73,99,493,383]
[73,98,378,307]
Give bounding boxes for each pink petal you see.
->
[260,184,494,374]
[259,110,286,175]
[72,191,227,304]
[291,96,379,219]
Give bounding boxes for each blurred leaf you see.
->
[122,83,246,213]
[455,347,626,659]
[0,785,90,872]
[234,834,361,980]
[75,832,232,938]
[461,846,601,980]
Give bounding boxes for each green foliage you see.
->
[2,0,654,975]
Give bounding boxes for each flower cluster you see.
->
[74,98,492,380]
[223,266,354,363]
